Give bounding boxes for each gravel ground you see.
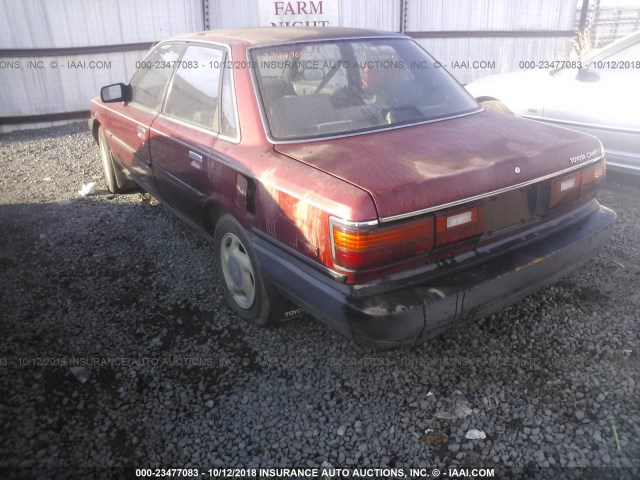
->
[0,122,638,479]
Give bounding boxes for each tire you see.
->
[480,100,513,114]
[98,126,135,193]
[214,214,275,326]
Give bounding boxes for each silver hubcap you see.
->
[220,233,256,309]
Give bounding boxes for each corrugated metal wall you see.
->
[0,0,202,48]
[406,0,577,84]
[585,0,640,48]
[207,0,402,32]
[0,0,203,133]
[415,37,573,84]
[406,0,575,31]
[207,0,576,84]
[339,0,401,31]
[1,0,589,131]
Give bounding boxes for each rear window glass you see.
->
[251,38,479,141]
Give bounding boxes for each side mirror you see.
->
[576,67,600,83]
[100,83,131,103]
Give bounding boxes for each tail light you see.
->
[549,161,605,209]
[580,161,606,194]
[331,217,434,270]
[435,204,485,247]
[549,173,581,208]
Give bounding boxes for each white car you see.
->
[466,30,640,175]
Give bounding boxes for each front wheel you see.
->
[98,126,135,193]
[214,214,275,326]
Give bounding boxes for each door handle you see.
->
[137,126,146,139]
[189,151,203,163]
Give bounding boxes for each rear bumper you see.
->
[253,202,616,348]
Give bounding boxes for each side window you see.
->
[164,46,224,130]
[130,44,183,110]
[220,67,238,138]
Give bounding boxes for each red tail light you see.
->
[580,161,606,194]
[549,161,605,209]
[549,173,581,208]
[435,204,485,247]
[332,217,434,270]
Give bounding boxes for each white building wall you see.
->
[0,0,203,48]
[207,0,401,31]
[416,36,574,84]
[0,0,203,132]
[339,0,401,31]
[405,0,575,31]
[406,0,576,84]
[1,0,582,131]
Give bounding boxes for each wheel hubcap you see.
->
[220,233,256,309]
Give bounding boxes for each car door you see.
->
[150,44,237,226]
[542,40,640,171]
[103,43,184,194]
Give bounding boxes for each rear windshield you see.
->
[251,38,480,141]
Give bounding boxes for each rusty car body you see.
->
[89,27,616,347]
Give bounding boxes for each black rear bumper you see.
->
[253,201,616,348]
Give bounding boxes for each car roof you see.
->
[172,27,404,48]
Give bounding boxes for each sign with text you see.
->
[259,1,339,27]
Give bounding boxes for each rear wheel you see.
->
[98,126,135,193]
[214,214,275,326]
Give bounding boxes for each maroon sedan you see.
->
[89,27,616,348]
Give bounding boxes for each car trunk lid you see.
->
[274,111,603,220]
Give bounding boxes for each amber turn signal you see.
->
[332,217,434,270]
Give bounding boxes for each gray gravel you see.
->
[0,122,638,478]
